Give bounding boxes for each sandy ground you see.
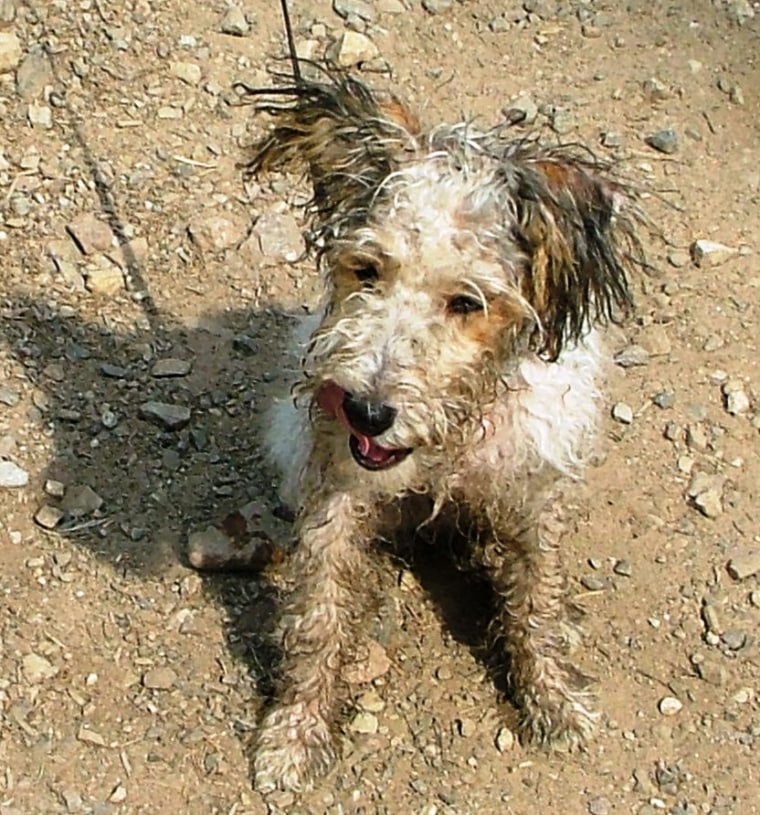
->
[1,1,759,813]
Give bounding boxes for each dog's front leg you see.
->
[254,491,369,793]
[479,512,596,749]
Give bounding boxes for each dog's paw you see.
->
[253,706,336,793]
[518,690,598,752]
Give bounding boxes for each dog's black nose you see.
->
[342,393,397,437]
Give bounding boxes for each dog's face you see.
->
[248,71,641,472]
[306,161,535,469]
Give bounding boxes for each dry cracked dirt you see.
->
[1,0,759,813]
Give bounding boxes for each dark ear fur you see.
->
[245,71,419,245]
[510,152,641,360]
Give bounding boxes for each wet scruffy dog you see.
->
[233,70,643,792]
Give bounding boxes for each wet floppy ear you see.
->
[511,156,640,360]
[245,72,418,238]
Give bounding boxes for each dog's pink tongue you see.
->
[316,382,346,417]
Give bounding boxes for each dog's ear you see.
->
[246,72,419,243]
[508,152,641,360]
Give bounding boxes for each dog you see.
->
[230,68,643,793]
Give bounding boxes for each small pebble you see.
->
[495,727,515,752]
[588,797,611,815]
[0,461,29,488]
[109,784,128,804]
[693,656,726,687]
[457,717,476,738]
[422,0,452,14]
[663,422,680,441]
[100,363,131,379]
[35,504,65,529]
[720,630,746,651]
[666,249,691,268]
[614,345,649,368]
[658,696,683,716]
[44,479,66,498]
[85,266,124,295]
[326,30,379,66]
[219,6,249,35]
[701,603,721,634]
[357,690,385,713]
[685,424,708,451]
[693,489,722,519]
[653,390,675,409]
[170,60,202,86]
[0,384,21,406]
[724,389,750,416]
[691,239,737,267]
[645,129,679,154]
[612,402,633,424]
[139,401,192,430]
[676,455,694,474]
[151,358,192,378]
[727,550,760,580]
[613,559,632,577]
[23,652,59,683]
[142,666,178,690]
[349,711,378,734]
[66,212,114,254]
[703,334,724,352]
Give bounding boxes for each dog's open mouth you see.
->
[316,383,412,471]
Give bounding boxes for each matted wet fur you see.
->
[234,67,644,792]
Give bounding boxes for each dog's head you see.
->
[248,70,643,471]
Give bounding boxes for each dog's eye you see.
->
[447,294,484,316]
[353,264,379,286]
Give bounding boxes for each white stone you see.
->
[495,727,515,752]
[725,389,750,415]
[611,402,633,424]
[0,460,29,488]
[658,696,683,716]
[690,239,738,267]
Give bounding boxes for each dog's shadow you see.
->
[3,289,520,742]
[386,513,512,696]
[1,292,293,698]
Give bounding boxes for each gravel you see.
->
[0,2,758,813]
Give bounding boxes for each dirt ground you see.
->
[1,0,759,813]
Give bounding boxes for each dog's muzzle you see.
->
[316,383,413,471]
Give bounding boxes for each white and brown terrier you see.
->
[225,68,642,792]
